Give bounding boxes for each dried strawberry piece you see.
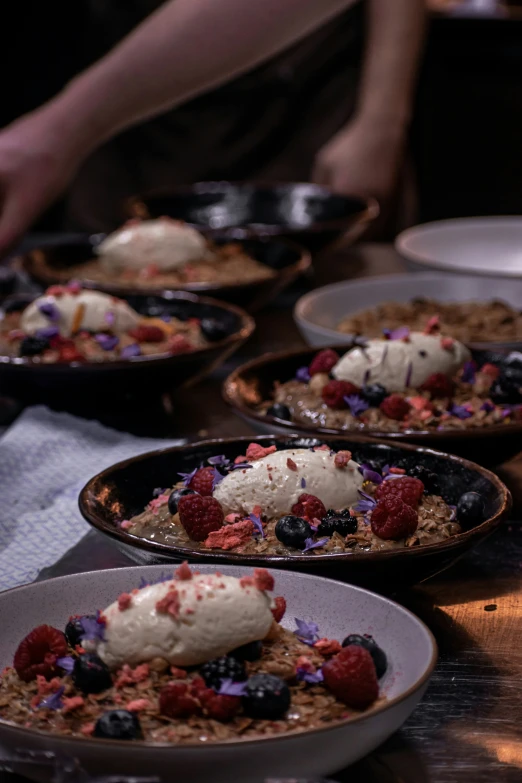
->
[13,625,68,682]
[271,596,287,623]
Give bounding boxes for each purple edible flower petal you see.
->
[104,311,115,326]
[481,400,495,413]
[502,408,513,419]
[152,487,167,498]
[120,343,141,359]
[296,366,311,383]
[405,361,413,387]
[248,511,266,539]
[39,686,65,711]
[363,369,371,385]
[217,678,248,697]
[449,505,457,521]
[301,477,306,488]
[382,464,391,476]
[390,326,410,341]
[38,301,60,322]
[160,314,172,323]
[448,403,473,420]
[208,455,230,467]
[79,612,106,642]
[354,489,377,513]
[178,466,199,487]
[461,360,477,384]
[57,656,75,674]
[302,537,329,553]
[95,333,119,351]
[358,464,383,485]
[35,325,60,340]
[296,667,324,684]
[344,394,369,418]
[229,462,253,471]
[211,468,226,490]
[138,571,173,589]
[294,618,320,645]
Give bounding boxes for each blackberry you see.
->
[64,615,95,648]
[490,376,522,405]
[200,656,247,689]
[230,640,263,662]
[408,465,440,495]
[93,710,143,740]
[19,336,50,357]
[200,318,229,342]
[168,487,196,515]
[242,674,291,719]
[72,654,112,694]
[342,634,387,679]
[317,512,357,537]
[266,403,292,421]
[362,383,388,407]
[456,492,485,527]
[275,515,312,549]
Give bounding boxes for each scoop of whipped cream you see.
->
[94,571,274,669]
[96,218,209,273]
[332,332,471,393]
[20,289,140,338]
[213,448,363,518]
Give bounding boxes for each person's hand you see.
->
[312,116,407,208]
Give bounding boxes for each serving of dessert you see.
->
[0,284,227,364]
[256,322,522,434]
[0,565,388,744]
[26,218,276,290]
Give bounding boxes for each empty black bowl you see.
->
[0,291,254,406]
[79,435,510,591]
[19,233,311,313]
[126,181,379,254]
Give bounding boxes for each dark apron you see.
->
[66,2,366,232]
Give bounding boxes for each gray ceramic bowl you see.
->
[0,565,436,783]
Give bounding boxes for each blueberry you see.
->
[19,336,50,357]
[362,383,388,407]
[490,376,522,405]
[242,674,291,720]
[65,615,95,648]
[342,634,387,679]
[456,492,485,527]
[167,487,196,515]
[317,511,357,537]
[408,465,440,495]
[266,403,292,421]
[93,710,143,740]
[200,318,230,342]
[275,515,312,549]
[72,654,113,694]
[230,640,263,662]
[200,656,247,688]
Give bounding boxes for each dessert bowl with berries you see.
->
[0,286,254,403]
[0,563,436,782]
[18,221,311,311]
[79,436,510,588]
[223,328,522,466]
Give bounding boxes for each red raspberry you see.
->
[13,625,68,682]
[178,495,224,541]
[188,467,216,497]
[322,645,378,709]
[419,373,455,399]
[379,394,411,421]
[309,349,339,376]
[129,325,165,343]
[271,596,287,623]
[159,682,201,718]
[374,477,424,508]
[370,496,419,540]
[322,380,360,409]
[291,493,327,522]
[200,689,241,721]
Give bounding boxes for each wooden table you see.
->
[4,242,522,783]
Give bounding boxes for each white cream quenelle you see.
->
[20,290,140,338]
[332,332,471,393]
[96,218,209,273]
[94,571,274,670]
[213,448,363,518]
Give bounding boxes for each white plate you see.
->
[294,272,522,348]
[0,564,435,783]
[396,217,522,279]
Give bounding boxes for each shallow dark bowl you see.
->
[222,345,522,468]
[126,181,379,254]
[79,435,511,590]
[18,234,311,312]
[0,291,254,406]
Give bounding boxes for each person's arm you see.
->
[0,0,356,253]
[313,0,426,205]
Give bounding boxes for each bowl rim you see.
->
[293,272,522,349]
[78,434,511,565]
[222,344,522,443]
[395,215,522,279]
[17,234,312,298]
[0,563,437,750]
[124,180,380,237]
[0,290,255,373]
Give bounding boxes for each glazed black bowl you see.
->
[0,291,254,405]
[79,435,510,591]
[126,182,379,254]
[222,345,522,467]
[19,233,311,312]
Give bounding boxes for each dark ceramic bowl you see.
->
[126,182,379,254]
[0,291,254,405]
[18,234,311,312]
[222,345,522,467]
[79,435,511,590]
